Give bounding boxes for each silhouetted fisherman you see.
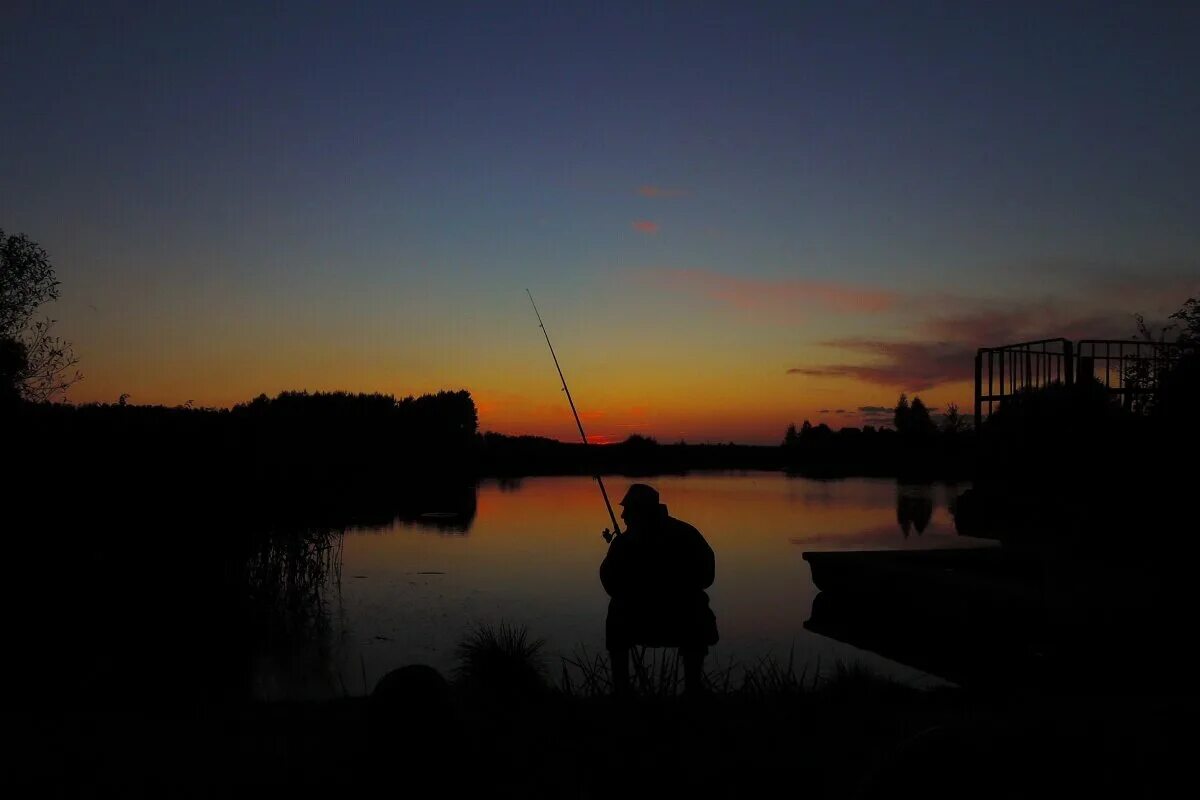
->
[600,483,718,695]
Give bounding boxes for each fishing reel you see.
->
[602,528,615,543]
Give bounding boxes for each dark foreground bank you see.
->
[12,632,1198,799]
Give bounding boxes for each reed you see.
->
[556,642,902,701]
[454,622,547,698]
[560,646,688,698]
[739,647,813,698]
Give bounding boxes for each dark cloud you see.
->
[920,307,1133,345]
[784,277,1199,392]
[789,339,974,392]
[790,304,1141,392]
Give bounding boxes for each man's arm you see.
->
[599,535,634,597]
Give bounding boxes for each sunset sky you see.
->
[3,2,1196,443]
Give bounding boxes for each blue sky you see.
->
[2,2,1197,441]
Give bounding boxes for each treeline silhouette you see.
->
[478,431,786,475]
[780,395,973,479]
[12,388,477,497]
[10,296,1196,517]
[10,389,793,504]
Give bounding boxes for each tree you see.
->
[894,392,936,438]
[941,402,967,435]
[893,393,910,432]
[1,229,80,401]
[1154,297,1200,423]
[1172,298,1199,348]
[908,396,936,437]
[0,336,26,407]
[782,422,800,448]
[1124,298,1200,418]
[623,433,658,447]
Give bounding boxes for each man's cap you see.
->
[620,483,659,508]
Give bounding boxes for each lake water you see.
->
[255,472,980,699]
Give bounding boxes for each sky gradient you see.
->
[3,2,1197,443]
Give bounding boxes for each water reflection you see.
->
[896,484,934,536]
[396,512,474,534]
[403,482,478,533]
[242,526,344,699]
[350,483,479,534]
[251,473,975,699]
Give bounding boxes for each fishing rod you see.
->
[527,289,622,543]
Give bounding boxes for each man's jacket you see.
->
[599,505,718,649]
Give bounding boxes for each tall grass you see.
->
[454,622,547,699]
[243,526,343,636]
[553,638,901,701]
[560,646,692,699]
[739,648,812,698]
[240,525,345,699]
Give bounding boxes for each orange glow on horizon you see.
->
[62,302,977,446]
[473,377,974,444]
[66,367,974,445]
[585,434,619,445]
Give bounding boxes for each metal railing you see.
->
[974,338,1180,427]
[1075,340,1180,411]
[974,338,1073,428]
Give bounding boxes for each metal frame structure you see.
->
[974,338,1179,428]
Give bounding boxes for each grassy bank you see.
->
[14,623,1199,797]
